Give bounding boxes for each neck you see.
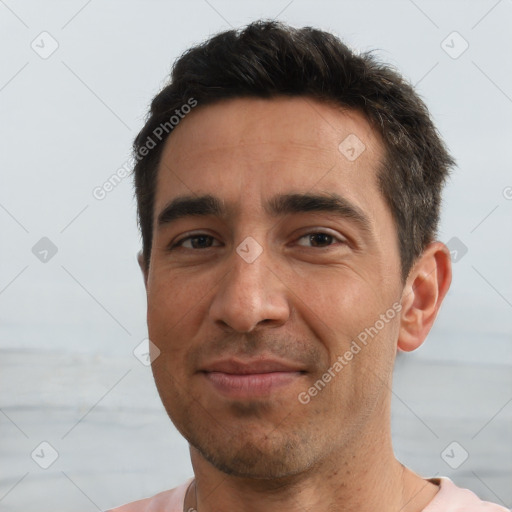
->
[184,424,439,512]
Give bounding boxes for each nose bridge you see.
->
[209,240,289,332]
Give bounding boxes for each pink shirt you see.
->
[107,476,510,512]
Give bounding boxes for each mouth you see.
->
[200,358,306,398]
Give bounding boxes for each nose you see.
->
[208,245,291,333]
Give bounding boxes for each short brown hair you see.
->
[132,19,455,284]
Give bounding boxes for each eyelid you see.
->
[294,228,348,246]
[168,231,220,250]
[168,227,348,251]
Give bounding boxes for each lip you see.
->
[200,358,306,398]
[201,358,304,375]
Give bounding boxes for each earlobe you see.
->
[137,250,149,290]
[397,242,452,352]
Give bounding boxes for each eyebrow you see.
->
[264,193,373,236]
[157,194,224,227]
[156,192,374,239]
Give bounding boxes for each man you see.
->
[110,20,508,512]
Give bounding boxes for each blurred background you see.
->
[0,1,511,510]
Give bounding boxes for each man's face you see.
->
[144,97,404,478]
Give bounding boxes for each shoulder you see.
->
[106,478,193,512]
[423,477,510,512]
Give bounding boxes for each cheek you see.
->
[146,269,209,352]
[293,268,398,386]
[293,269,375,346]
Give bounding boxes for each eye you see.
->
[296,231,346,248]
[171,234,221,250]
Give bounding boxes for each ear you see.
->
[397,241,452,352]
[137,250,149,290]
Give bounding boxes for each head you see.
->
[133,20,454,479]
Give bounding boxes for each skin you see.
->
[137,96,452,512]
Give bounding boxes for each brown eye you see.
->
[297,232,345,248]
[172,234,219,249]
[309,233,333,247]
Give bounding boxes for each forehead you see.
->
[154,96,386,220]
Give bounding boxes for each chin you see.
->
[188,425,318,480]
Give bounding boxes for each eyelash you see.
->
[168,230,347,251]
